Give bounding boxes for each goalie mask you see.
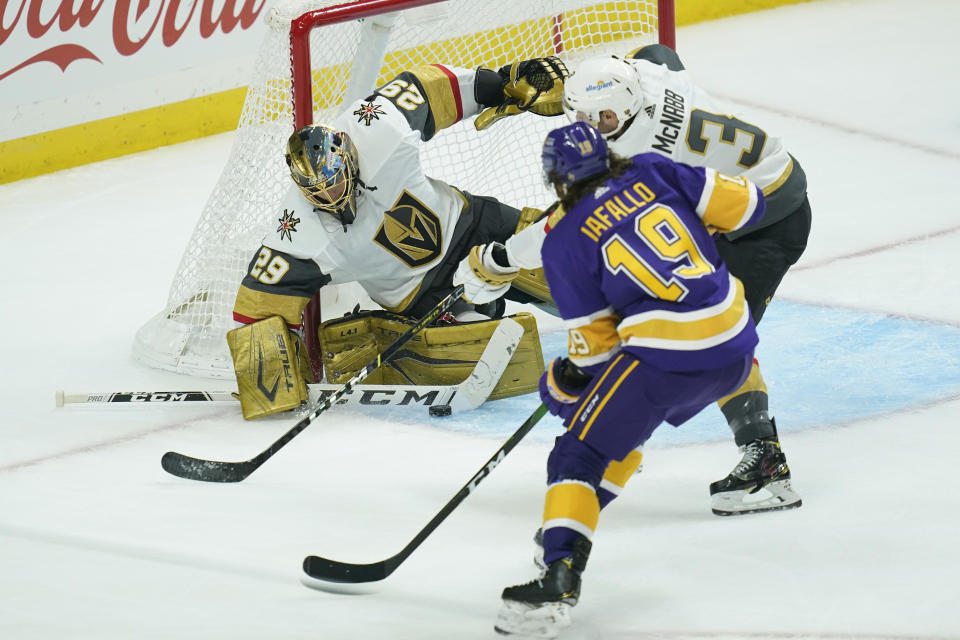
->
[286,125,360,226]
[541,121,610,196]
[562,55,644,139]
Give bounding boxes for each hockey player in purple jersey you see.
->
[495,44,808,515]
[495,122,769,638]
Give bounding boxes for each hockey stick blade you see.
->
[449,316,523,411]
[161,452,253,484]
[160,415,312,482]
[302,403,548,586]
[160,286,464,483]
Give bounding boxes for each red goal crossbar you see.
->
[291,0,676,128]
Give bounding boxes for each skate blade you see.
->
[711,478,802,516]
[494,600,571,638]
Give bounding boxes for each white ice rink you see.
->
[2,0,959,638]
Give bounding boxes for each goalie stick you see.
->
[55,386,455,409]
[301,403,548,587]
[160,285,465,484]
[55,317,523,413]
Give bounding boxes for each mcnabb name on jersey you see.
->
[652,88,686,155]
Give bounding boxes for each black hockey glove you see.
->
[539,357,593,420]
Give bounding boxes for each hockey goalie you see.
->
[226,57,570,419]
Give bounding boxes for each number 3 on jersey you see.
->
[602,204,713,302]
[688,110,767,169]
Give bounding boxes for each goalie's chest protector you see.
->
[267,97,467,310]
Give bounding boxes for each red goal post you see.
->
[133,0,676,381]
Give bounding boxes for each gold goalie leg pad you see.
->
[227,316,308,420]
[319,311,545,400]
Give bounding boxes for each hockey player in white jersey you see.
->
[227,59,568,421]
[558,45,807,515]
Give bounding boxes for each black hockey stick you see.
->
[160,285,465,483]
[302,402,548,585]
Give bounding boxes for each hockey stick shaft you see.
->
[302,402,548,585]
[58,390,234,405]
[56,385,456,407]
[160,285,465,484]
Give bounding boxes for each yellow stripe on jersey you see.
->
[695,168,759,232]
[619,275,750,350]
[543,480,600,539]
[409,65,460,131]
[762,156,794,196]
[234,285,310,327]
[566,307,621,368]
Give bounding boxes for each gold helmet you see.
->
[285,125,360,225]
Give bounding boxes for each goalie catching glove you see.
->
[539,357,593,422]
[227,315,311,420]
[453,242,520,304]
[474,56,570,131]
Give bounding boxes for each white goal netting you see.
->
[133,0,672,379]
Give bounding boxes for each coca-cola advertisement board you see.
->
[1,1,272,141]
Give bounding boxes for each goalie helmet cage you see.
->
[132,0,676,380]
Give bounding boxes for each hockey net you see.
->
[133,0,675,380]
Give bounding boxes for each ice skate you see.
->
[495,537,590,638]
[710,435,802,515]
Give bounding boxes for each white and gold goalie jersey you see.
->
[234,65,487,330]
[615,45,807,240]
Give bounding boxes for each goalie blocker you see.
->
[227,315,312,420]
[320,311,544,401]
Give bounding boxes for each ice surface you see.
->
[1,1,959,638]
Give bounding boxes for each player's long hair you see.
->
[557,152,633,211]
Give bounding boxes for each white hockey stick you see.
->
[56,318,524,414]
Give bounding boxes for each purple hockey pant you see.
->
[541,350,754,563]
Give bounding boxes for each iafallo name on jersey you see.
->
[579,180,657,242]
[652,88,686,155]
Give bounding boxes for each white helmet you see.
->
[562,55,644,138]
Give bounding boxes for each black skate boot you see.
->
[495,536,591,638]
[710,426,802,515]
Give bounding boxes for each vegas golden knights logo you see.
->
[374,191,442,267]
